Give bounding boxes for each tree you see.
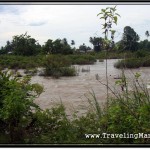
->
[89,37,103,52]
[0,41,14,55]
[71,40,75,46]
[43,38,73,55]
[10,33,41,56]
[79,43,87,53]
[52,39,63,54]
[5,41,13,53]
[61,38,68,46]
[43,39,53,54]
[138,39,150,51]
[145,30,150,40]
[97,5,120,105]
[121,26,139,51]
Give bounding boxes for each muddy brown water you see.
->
[18,59,150,117]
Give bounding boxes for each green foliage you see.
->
[97,5,120,105]
[114,58,141,68]
[97,6,120,42]
[0,55,43,70]
[89,37,104,52]
[68,54,96,65]
[29,104,74,144]
[42,39,53,54]
[0,41,12,55]
[135,50,149,58]
[0,71,42,143]
[43,55,76,78]
[138,40,150,52]
[114,56,150,68]
[42,38,74,55]
[11,32,41,56]
[79,43,88,53]
[121,26,140,51]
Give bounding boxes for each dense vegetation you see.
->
[114,50,150,68]
[0,71,149,144]
[1,25,150,56]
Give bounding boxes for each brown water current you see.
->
[20,59,149,117]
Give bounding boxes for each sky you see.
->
[0,4,150,48]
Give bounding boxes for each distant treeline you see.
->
[0,26,150,56]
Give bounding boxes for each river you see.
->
[26,59,150,117]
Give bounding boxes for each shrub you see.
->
[61,67,76,76]
[68,54,96,65]
[28,104,74,144]
[0,55,43,70]
[142,57,150,67]
[0,71,43,143]
[135,50,150,58]
[114,58,141,68]
[43,55,76,78]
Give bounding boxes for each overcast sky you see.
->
[0,4,150,48]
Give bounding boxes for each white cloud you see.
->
[0,4,150,48]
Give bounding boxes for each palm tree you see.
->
[145,30,150,40]
[71,40,75,46]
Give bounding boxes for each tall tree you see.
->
[43,39,53,54]
[89,37,103,52]
[79,43,87,53]
[61,38,68,46]
[0,41,13,55]
[44,38,73,55]
[121,26,139,51]
[11,33,41,56]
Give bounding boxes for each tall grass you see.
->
[114,57,150,69]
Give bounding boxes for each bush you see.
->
[114,57,150,69]
[135,50,150,58]
[114,58,141,68]
[142,56,150,67]
[43,55,76,78]
[0,55,43,70]
[61,67,76,76]
[0,71,43,143]
[68,54,96,65]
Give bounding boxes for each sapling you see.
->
[97,6,120,106]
